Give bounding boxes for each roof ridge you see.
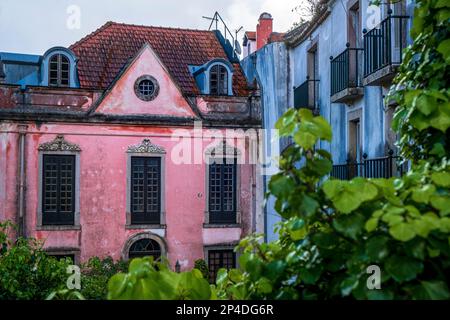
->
[69,21,115,49]
[110,21,213,33]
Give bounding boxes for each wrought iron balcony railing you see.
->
[363,12,409,79]
[330,45,363,99]
[294,78,320,112]
[331,151,408,180]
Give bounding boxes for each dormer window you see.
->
[49,54,70,87]
[190,59,234,96]
[210,64,228,96]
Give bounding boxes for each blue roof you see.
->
[0,52,41,64]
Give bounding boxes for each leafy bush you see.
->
[214,109,450,300]
[0,222,71,300]
[194,259,210,280]
[107,257,213,300]
[80,256,128,300]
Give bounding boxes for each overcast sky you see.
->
[0,0,301,54]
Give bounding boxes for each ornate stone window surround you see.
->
[37,135,81,231]
[126,139,166,230]
[122,232,167,261]
[204,141,242,227]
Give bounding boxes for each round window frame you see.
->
[134,75,160,101]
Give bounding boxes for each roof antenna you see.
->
[203,12,241,60]
[202,14,219,31]
[234,26,243,56]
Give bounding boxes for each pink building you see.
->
[0,22,263,279]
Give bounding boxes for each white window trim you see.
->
[205,62,234,96]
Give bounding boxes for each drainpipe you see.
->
[17,124,28,238]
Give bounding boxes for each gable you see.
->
[95,45,197,118]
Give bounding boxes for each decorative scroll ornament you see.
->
[127,139,166,154]
[205,140,241,156]
[38,135,81,152]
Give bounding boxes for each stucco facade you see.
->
[241,0,414,241]
[0,22,263,273]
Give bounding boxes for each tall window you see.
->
[209,64,228,95]
[42,155,75,225]
[130,157,161,225]
[129,239,161,260]
[49,54,70,87]
[208,250,236,283]
[208,158,237,224]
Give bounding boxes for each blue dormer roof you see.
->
[189,58,234,96]
[0,47,79,88]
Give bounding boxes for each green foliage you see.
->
[107,257,214,300]
[80,256,128,300]
[215,108,450,300]
[194,259,210,281]
[389,0,450,163]
[0,222,71,300]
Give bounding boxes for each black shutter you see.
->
[131,157,161,225]
[209,158,237,224]
[42,155,75,225]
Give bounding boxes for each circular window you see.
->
[134,75,159,101]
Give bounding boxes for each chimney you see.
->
[256,12,273,50]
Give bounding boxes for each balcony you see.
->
[331,151,408,180]
[294,78,320,113]
[363,12,409,86]
[330,45,364,103]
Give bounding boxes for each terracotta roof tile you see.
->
[70,22,250,96]
[245,31,257,40]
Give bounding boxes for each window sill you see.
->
[203,224,241,229]
[126,224,167,230]
[37,225,81,231]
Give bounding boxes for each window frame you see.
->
[37,150,81,230]
[205,61,233,96]
[122,232,167,261]
[48,53,70,87]
[208,157,238,224]
[209,64,229,96]
[204,143,241,227]
[126,139,166,229]
[204,246,237,283]
[129,156,162,225]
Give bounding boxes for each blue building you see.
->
[242,0,414,241]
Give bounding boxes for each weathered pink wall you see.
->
[0,122,254,270]
[0,42,259,270]
[96,46,196,118]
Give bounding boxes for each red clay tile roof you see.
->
[268,32,286,43]
[70,22,250,96]
[245,31,257,41]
